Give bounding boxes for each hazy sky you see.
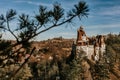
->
[0,0,120,40]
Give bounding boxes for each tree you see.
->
[104,34,120,79]
[90,60,110,80]
[0,1,89,79]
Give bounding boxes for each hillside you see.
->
[0,35,120,80]
[29,36,120,80]
[31,38,74,59]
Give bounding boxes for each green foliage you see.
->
[35,5,50,25]
[68,1,89,19]
[0,40,11,51]
[6,9,16,21]
[0,14,5,29]
[0,9,16,30]
[51,3,64,22]
[0,64,32,80]
[66,58,83,80]
[37,61,59,80]
[90,61,110,80]
[105,34,120,65]
[18,14,30,29]
[106,34,120,45]
[59,53,88,80]
[18,14,36,43]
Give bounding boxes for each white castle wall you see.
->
[76,44,106,61]
[87,45,94,59]
[76,45,93,59]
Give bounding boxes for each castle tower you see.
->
[77,26,88,46]
[76,26,89,58]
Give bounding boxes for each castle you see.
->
[75,26,106,61]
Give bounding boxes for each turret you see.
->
[76,26,88,46]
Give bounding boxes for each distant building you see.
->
[74,26,105,61]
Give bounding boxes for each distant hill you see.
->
[31,37,74,58]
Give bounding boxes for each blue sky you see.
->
[1,0,120,40]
